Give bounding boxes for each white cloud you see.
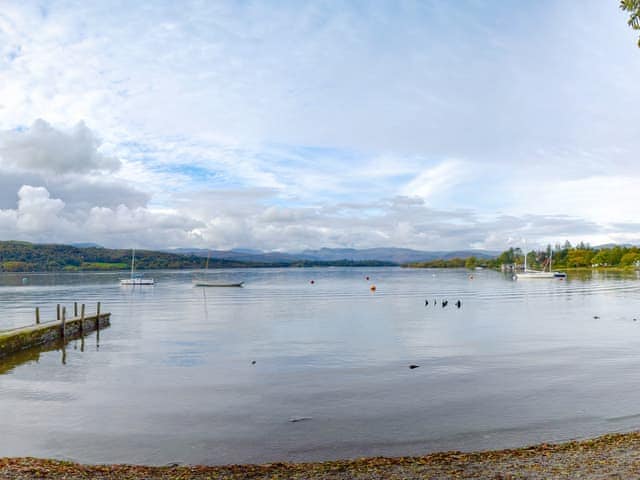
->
[506,175,640,225]
[0,2,639,251]
[0,119,119,174]
[0,185,200,248]
[0,182,626,251]
[85,204,200,235]
[0,185,70,241]
[402,159,468,201]
[15,185,66,232]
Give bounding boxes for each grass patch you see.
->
[80,262,128,271]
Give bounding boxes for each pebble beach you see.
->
[3,431,640,479]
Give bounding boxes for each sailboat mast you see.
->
[524,249,527,272]
[131,248,136,280]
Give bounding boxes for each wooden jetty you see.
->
[0,303,110,359]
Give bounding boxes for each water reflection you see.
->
[0,319,108,372]
[0,332,102,374]
[566,269,640,282]
[1,268,640,465]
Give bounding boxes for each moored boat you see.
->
[121,277,155,285]
[193,280,244,287]
[516,249,564,280]
[192,250,244,287]
[516,270,555,279]
[120,249,155,286]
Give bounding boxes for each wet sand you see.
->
[3,431,640,479]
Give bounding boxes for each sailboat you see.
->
[120,248,155,285]
[515,249,555,279]
[192,251,244,287]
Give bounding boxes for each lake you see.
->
[2,267,640,465]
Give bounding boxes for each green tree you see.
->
[591,250,610,266]
[465,256,477,269]
[620,252,640,266]
[496,247,517,265]
[567,249,594,268]
[609,245,624,265]
[621,0,640,47]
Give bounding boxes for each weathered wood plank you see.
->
[0,312,111,359]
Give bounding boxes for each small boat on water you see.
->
[193,280,244,287]
[192,250,244,287]
[121,277,155,285]
[120,248,155,286]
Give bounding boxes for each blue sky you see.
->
[0,1,639,250]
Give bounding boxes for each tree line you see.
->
[492,242,640,269]
[0,241,234,272]
[406,243,640,270]
[0,241,394,272]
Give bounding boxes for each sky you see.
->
[0,0,639,251]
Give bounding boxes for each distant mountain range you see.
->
[169,247,499,265]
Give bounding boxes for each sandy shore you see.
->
[3,432,640,479]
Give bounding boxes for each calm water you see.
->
[2,267,640,465]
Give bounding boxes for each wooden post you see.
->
[96,302,101,348]
[80,303,85,335]
[56,304,60,321]
[74,302,78,317]
[35,307,40,325]
[61,306,66,339]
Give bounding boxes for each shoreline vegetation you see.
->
[3,431,640,479]
[405,243,640,271]
[1,240,639,273]
[0,241,394,272]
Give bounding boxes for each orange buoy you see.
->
[370,285,376,291]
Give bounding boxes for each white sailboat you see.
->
[516,249,555,279]
[120,248,155,285]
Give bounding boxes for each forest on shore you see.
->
[0,241,393,272]
[2,240,639,272]
[406,243,640,270]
